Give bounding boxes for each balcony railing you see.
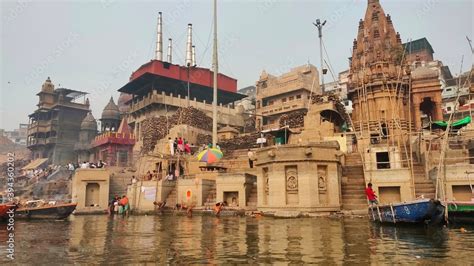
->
[258,99,308,116]
[257,80,307,99]
[27,120,58,135]
[129,91,240,116]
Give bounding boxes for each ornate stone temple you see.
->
[92,117,135,167]
[27,77,90,164]
[255,143,342,214]
[74,112,98,162]
[100,97,121,132]
[345,0,449,204]
[348,0,410,145]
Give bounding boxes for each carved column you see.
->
[412,96,422,131]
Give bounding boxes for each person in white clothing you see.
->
[168,137,174,156]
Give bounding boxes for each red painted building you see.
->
[92,118,135,167]
[119,60,244,105]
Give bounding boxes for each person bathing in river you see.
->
[365,183,378,205]
[108,195,118,215]
[119,195,130,216]
[153,201,167,213]
[214,201,227,216]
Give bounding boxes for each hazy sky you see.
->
[1,0,472,130]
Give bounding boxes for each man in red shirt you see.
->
[365,183,378,205]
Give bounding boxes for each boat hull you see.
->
[15,203,77,220]
[369,199,444,225]
[0,204,17,221]
[447,201,474,224]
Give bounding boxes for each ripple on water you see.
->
[0,215,473,264]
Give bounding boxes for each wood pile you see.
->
[171,107,212,131]
[141,116,169,154]
[220,132,260,154]
[244,116,256,133]
[279,110,307,129]
[196,134,212,146]
[141,107,213,153]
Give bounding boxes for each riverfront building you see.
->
[255,64,320,131]
[27,77,89,165]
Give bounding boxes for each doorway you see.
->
[85,183,100,207]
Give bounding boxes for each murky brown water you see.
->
[1,215,473,264]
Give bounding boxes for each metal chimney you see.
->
[155,12,163,60]
[191,45,196,66]
[167,38,173,63]
[185,23,193,67]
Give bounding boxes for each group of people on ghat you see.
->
[108,195,130,216]
[167,137,194,155]
[167,136,223,156]
[22,165,58,183]
[73,160,107,170]
[129,170,178,184]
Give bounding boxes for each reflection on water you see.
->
[0,215,473,264]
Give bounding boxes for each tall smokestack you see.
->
[155,12,163,60]
[167,38,173,63]
[185,23,193,67]
[191,45,196,66]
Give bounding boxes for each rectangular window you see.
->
[289,96,294,101]
[376,152,390,169]
[296,95,301,99]
[282,98,287,103]
[269,100,274,105]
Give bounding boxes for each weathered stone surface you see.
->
[273,211,302,218]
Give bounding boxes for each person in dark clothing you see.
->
[173,138,178,154]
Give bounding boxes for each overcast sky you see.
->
[1,0,472,130]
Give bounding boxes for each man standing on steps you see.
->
[247,149,255,168]
[365,183,378,205]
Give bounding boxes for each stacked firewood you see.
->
[279,110,308,129]
[244,116,256,133]
[220,132,260,154]
[141,107,213,153]
[141,116,169,153]
[196,133,212,146]
[171,107,212,131]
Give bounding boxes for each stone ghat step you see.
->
[342,186,366,191]
[342,203,368,210]
[342,195,367,200]
[414,183,436,188]
[345,159,363,164]
[342,180,366,186]
[342,169,364,175]
[414,185,436,190]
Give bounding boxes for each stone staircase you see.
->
[400,152,436,199]
[165,186,177,207]
[413,162,436,199]
[213,149,255,173]
[342,153,367,210]
[246,182,258,210]
[109,171,130,197]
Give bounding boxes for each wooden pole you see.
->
[212,0,218,148]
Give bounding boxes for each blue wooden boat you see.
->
[369,198,445,225]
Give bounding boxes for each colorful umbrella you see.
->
[197,148,223,164]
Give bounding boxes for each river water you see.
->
[0,215,473,264]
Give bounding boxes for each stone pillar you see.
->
[412,96,422,131]
[434,101,443,122]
